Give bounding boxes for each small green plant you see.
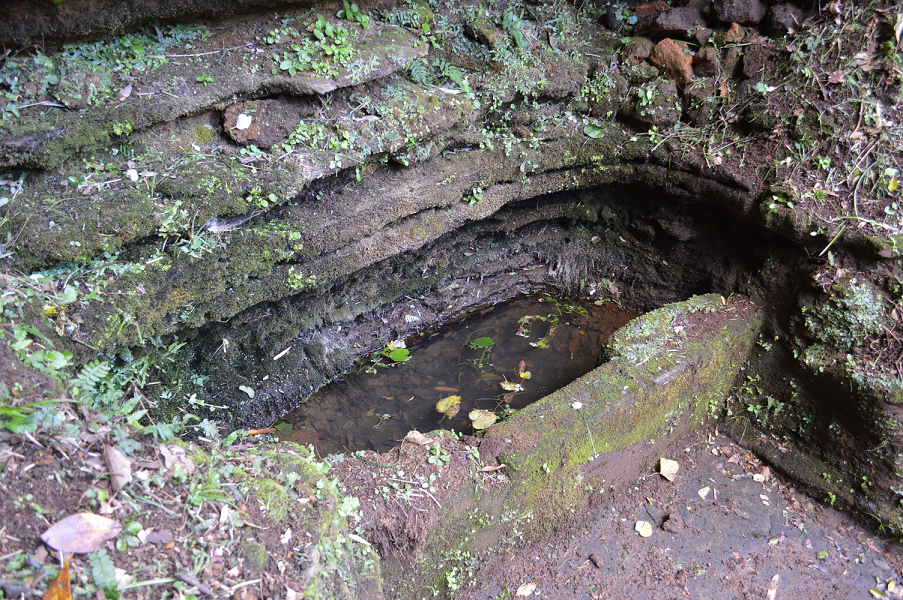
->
[428,443,450,466]
[196,73,213,86]
[337,0,370,28]
[826,491,837,505]
[466,336,494,370]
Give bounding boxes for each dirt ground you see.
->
[456,428,903,600]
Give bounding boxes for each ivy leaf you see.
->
[90,549,120,600]
[387,348,410,362]
[583,123,605,138]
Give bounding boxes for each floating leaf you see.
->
[500,381,520,392]
[658,458,679,482]
[104,445,132,493]
[387,348,410,362]
[43,558,71,600]
[470,336,494,348]
[583,123,605,138]
[469,409,498,430]
[519,371,532,379]
[634,520,653,537]
[41,514,122,554]
[436,395,461,415]
[515,582,537,596]
[444,403,460,418]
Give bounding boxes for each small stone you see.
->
[692,47,720,78]
[625,37,655,66]
[633,0,671,19]
[662,511,685,533]
[589,553,605,569]
[635,7,708,39]
[742,44,772,79]
[683,78,717,126]
[722,46,743,79]
[764,4,806,36]
[713,0,767,24]
[723,22,746,44]
[648,38,694,86]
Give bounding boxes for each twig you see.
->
[166,45,248,58]
[175,571,215,597]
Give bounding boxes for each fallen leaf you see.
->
[42,558,70,600]
[517,360,526,375]
[404,431,434,445]
[500,381,520,391]
[281,529,292,545]
[519,371,532,380]
[41,514,122,554]
[827,69,845,84]
[477,464,505,472]
[515,582,537,596]
[502,392,516,404]
[147,529,173,545]
[469,409,498,430]
[103,445,132,493]
[698,486,711,500]
[434,386,459,393]
[753,473,766,483]
[658,458,679,482]
[766,573,779,600]
[635,520,653,537]
[159,444,196,476]
[436,395,461,416]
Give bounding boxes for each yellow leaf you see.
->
[515,582,536,596]
[658,458,679,482]
[41,513,122,554]
[469,409,498,430]
[43,558,71,600]
[519,371,532,379]
[634,520,653,537]
[436,395,461,416]
[500,381,519,391]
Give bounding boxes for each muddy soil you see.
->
[454,428,903,600]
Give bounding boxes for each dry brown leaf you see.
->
[477,464,505,472]
[104,445,132,493]
[42,558,71,600]
[41,513,122,554]
[515,582,537,596]
[766,573,780,600]
[827,69,845,84]
[159,444,196,475]
[658,458,679,482]
[404,431,434,445]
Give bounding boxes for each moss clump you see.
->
[801,276,891,348]
[252,478,290,523]
[242,541,270,572]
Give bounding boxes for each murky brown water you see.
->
[280,293,634,454]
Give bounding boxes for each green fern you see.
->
[407,59,431,85]
[90,548,120,600]
[433,59,463,85]
[73,360,112,394]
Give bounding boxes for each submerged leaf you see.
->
[500,381,519,392]
[41,513,122,554]
[470,336,494,348]
[436,395,461,416]
[469,409,498,430]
